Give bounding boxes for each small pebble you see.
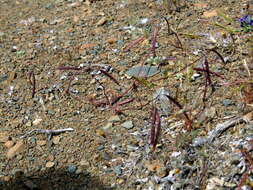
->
[127,144,138,151]
[145,160,164,173]
[45,161,55,168]
[96,129,106,137]
[191,73,201,80]
[103,123,113,131]
[32,118,42,126]
[117,178,125,185]
[7,140,25,159]
[96,17,107,26]
[114,165,122,176]
[102,152,111,161]
[2,176,11,182]
[68,165,77,174]
[121,120,134,129]
[52,136,60,144]
[47,110,55,115]
[157,166,167,177]
[0,132,10,143]
[75,168,82,175]
[80,159,90,167]
[107,38,117,44]
[30,137,37,144]
[222,99,233,107]
[0,32,5,37]
[97,145,105,151]
[4,140,14,148]
[108,115,121,122]
[16,155,23,160]
[37,140,47,146]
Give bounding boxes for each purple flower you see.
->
[239,15,253,27]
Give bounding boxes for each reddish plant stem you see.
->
[150,106,157,147]
[199,159,208,190]
[204,57,212,86]
[203,72,208,102]
[163,17,183,49]
[32,72,36,98]
[28,72,33,86]
[88,82,136,113]
[57,66,82,71]
[123,36,145,52]
[99,69,120,86]
[65,76,74,94]
[165,94,192,129]
[115,98,134,106]
[153,109,161,150]
[28,71,36,98]
[151,25,159,57]
[193,68,225,79]
[207,48,226,64]
[149,106,161,151]
[111,98,135,114]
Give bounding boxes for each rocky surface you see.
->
[0,0,253,189]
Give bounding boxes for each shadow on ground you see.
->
[0,168,111,190]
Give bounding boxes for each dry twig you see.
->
[20,128,74,139]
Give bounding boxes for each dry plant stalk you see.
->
[123,36,145,52]
[28,71,36,98]
[163,17,183,49]
[20,128,74,139]
[150,106,161,151]
[151,24,160,57]
[165,94,192,130]
[88,83,136,114]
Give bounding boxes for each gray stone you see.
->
[121,120,134,129]
[68,165,77,174]
[108,115,121,122]
[97,145,104,151]
[222,99,233,107]
[114,165,122,176]
[103,122,113,131]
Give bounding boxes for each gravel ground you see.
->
[0,0,253,190]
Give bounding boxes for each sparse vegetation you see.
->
[0,0,253,189]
